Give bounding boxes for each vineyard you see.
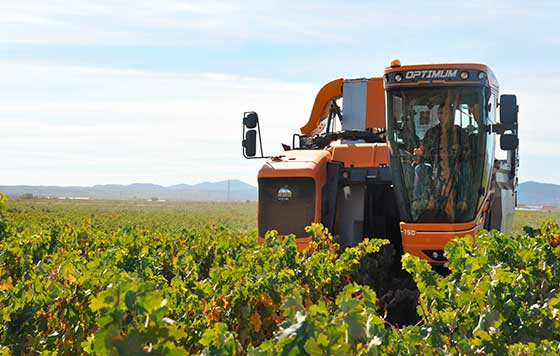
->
[0,196,559,355]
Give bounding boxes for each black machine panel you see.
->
[258,177,316,238]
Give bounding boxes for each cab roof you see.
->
[384,62,499,91]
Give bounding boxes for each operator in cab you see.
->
[419,99,469,221]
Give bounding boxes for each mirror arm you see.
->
[492,122,517,134]
[257,119,266,158]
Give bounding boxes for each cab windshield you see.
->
[387,86,490,223]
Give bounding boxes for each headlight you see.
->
[277,187,292,201]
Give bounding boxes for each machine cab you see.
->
[385,64,497,224]
[384,62,518,262]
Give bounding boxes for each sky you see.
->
[0,0,558,186]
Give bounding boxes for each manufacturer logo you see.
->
[405,69,458,80]
[277,187,292,201]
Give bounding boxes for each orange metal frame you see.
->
[300,79,343,136]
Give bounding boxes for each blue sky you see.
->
[0,0,558,186]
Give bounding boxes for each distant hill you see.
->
[0,180,257,202]
[518,181,560,205]
[2,180,557,205]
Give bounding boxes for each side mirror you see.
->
[242,111,267,159]
[243,112,258,128]
[499,94,518,125]
[243,130,257,157]
[500,134,518,151]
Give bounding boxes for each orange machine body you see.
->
[400,221,483,264]
[329,143,390,168]
[251,60,517,265]
[300,79,343,136]
[257,150,331,250]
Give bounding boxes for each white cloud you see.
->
[0,62,318,185]
[2,1,549,46]
[0,0,351,45]
[503,77,560,155]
